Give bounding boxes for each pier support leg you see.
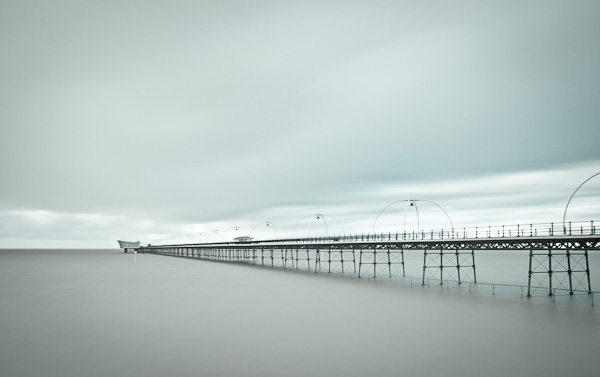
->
[401,249,405,277]
[585,250,592,293]
[472,250,477,283]
[527,249,533,297]
[358,249,363,278]
[456,250,461,284]
[422,249,427,285]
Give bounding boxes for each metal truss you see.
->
[422,249,476,285]
[527,249,591,296]
[140,235,599,295]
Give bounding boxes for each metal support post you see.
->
[456,249,461,284]
[315,249,321,273]
[472,250,477,283]
[439,250,444,285]
[387,248,392,277]
[527,249,533,297]
[422,249,427,285]
[566,249,573,294]
[358,249,363,277]
[372,248,377,278]
[548,248,553,296]
[585,250,592,293]
[401,248,405,277]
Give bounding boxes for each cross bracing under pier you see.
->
[138,233,600,297]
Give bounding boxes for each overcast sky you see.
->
[1,1,599,248]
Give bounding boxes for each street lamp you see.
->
[563,171,600,234]
[250,222,278,240]
[293,214,345,238]
[373,199,454,235]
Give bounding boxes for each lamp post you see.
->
[563,171,600,235]
[203,230,221,243]
[293,214,345,238]
[373,199,454,235]
[313,214,328,236]
[225,226,246,241]
[250,222,278,240]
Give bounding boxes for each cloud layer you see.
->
[1,1,599,247]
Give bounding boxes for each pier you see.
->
[133,220,599,297]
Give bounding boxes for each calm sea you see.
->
[1,249,598,377]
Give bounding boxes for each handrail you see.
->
[144,219,599,247]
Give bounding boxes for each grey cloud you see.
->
[1,1,599,246]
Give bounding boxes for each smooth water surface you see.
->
[0,249,598,377]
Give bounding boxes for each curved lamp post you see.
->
[373,199,454,235]
[250,222,278,240]
[312,214,329,235]
[293,214,345,237]
[292,214,314,237]
[563,171,600,234]
[224,226,245,241]
[203,230,221,243]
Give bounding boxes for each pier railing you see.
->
[140,219,598,299]
[223,219,600,246]
[147,219,599,247]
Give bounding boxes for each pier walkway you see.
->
[136,220,600,297]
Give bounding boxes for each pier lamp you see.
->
[373,199,454,235]
[203,230,221,243]
[562,171,600,235]
[250,222,278,240]
[292,214,345,238]
[224,226,248,241]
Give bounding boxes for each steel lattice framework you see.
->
[138,235,600,296]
